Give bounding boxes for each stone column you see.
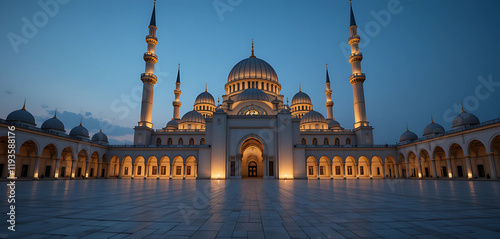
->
[106,163,110,178]
[33,156,41,179]
[446,158,453,178]
[70,160,77,179]
[381,164,385,179]
[431,159,437,179]
[405,162,410,179]
[355,163,359,179]
[417,160,423,178]
[488,153,497,179]
[368,163,372,178]
[317,162,320,179]
[53,157,61,179]
[96,162,102,178]
[85,161,90,178]
[131,164,136,179]
[342,163,346,179]
[465,155,473,178]
[118,163,123,178]
[263,155,268,178]
[144,164,149,179]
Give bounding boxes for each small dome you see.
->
[70,124,89,138]
[236,88,269,102]
[423,122,445,136]
[328,119,342,129]
[195,91,215,105]
[291,91,312,105]
[92,130,108,143]
[279,107,290,114]
[215,107,225,113]
[180,111,206,124]
[452,111,480,128]
[300,110,326,124]
[400,129,418,142]
[165,120,179,129]
[6,108,36,126]
[228,57,278,83]
[41,117,65,132]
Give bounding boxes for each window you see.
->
[200,138,205,145]
[301,138,306,145]
[152,166,158,175]
[320,166,324,175]
[360,166,364,175]
[308,166,314,175]
[269,161,274,176]
[267,83,269,91]
[161,166,166,175]
[156,138,161,146]
[347,166,352,175]
[346,138,351,145]
[335,166,341,175]
[231,161,235,176]
[137,166,142,175]
[377,167,380,175]
[178,138,184,145]
[186,166,191,175]
[124,167,129,175]
[189,138,195,146]
[261,82,264,89]
[312,138,318,146]
[237,83,240,91]
[323,138,329,145]
[167,138,172,145]
[248,81,250,88]
[252,82,255,88]
[334,138,340,146]
[176,166,182,175]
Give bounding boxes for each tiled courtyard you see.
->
[2,179,500,239]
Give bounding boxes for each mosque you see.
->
[1,2,499,181]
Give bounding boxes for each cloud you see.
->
[41,104,49,109]
[108,134,134,144]
[85,111,92,117]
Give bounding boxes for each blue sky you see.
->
[1,0,499,144]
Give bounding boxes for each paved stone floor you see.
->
[1,179,500,239]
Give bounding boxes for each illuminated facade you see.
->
[1,2,499,180]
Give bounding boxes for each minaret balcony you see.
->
[348,35,360,45]
[349,73,366,84]
[141,73,157,84]
[143,52,158,63]
[348,53,363,63]
[146,35,158,45]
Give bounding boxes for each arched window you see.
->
[312,138,318,146]
[156,138,161,146]
[334,138,340,146]
[346,138,351,145]
[237,83,240,91]
[301,138,306,145]
[200,138,205,145]
[189,138,195,146]
[323,137,329,145]
[261,82,264,89]
[267,83,269,91]
[251,82,255,88]
[167,138,172,145]
[178,138,184,145]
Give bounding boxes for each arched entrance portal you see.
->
[231,136,274,179]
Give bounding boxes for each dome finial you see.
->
[217,97,220,105]
[54,108,58,118]
[100,126,102,133]
[431,114,434,123]
[250,39,256,58]
[461,103,465,113]
[79,117,83,126]
[22,99,26,110]
[406,124,409,131]
[299,83,301,92]
[286,98,289,106]
[205,83,207,92]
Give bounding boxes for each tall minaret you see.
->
[325,64,334,120]
[172,64,182,120]
[138,1,158,128]
[134,1,158,145]
[348,0,373,144]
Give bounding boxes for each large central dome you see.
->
[227,57,278,83]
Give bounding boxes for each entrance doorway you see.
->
[248,162,257,177]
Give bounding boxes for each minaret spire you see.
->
[250,39,256,58]
[325,64,334,120]
[347,0,373,144]
[172,64,182,120]
[135,1,159,145]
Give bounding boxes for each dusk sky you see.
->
[1,0,499,144]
